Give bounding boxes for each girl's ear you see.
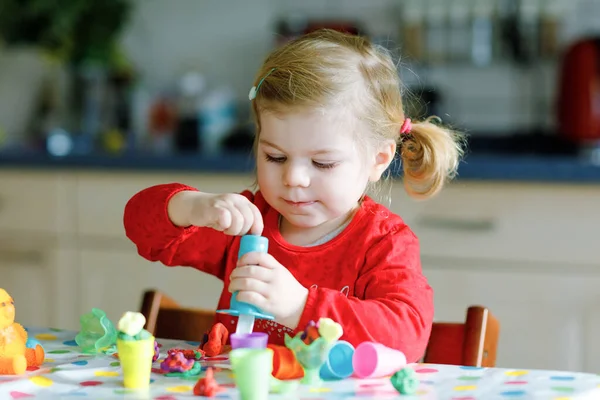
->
[369,140,396,182]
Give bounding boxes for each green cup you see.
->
[230,348,273,400]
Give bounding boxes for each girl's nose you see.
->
[283,164,310,188]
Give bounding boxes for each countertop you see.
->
[1,135,599,183]
[1,151,599,183]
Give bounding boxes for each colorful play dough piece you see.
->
[117,312,146,337]
[317,318,343,342]
[391,367,419,395]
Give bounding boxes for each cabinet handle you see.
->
[416,216,496,232]
[0,248,43,264]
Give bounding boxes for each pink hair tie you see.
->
[400,118,412,135]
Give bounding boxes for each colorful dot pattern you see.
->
[0,328,599,399]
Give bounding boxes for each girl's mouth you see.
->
[284,200,316,207]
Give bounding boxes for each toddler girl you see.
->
[124,29,463,362]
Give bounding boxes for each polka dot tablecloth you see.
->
[1,328,599,399]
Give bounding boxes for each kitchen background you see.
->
[1,0,600,375]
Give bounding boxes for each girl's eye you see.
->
[264,154,286,163]
[313,161,337,169]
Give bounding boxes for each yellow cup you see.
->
[116,336,155,389]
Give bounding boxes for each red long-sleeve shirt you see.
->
[123,183,433,362]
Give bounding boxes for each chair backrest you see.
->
[141,290,500,367]
[423,305,500,367]
[140,289,216,342]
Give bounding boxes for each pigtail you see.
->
[399,116,464,199]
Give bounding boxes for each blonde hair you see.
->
[250,29,464,199]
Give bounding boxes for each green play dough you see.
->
[391,367,419,395]
[134,329,152,340]
[117,332,135,341]
[164,361,203,378]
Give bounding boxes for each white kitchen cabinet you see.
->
[0,171,76,234]
[0,171,77,330]
[0,234,78,330]
[388,181,600,265]
[76,247,224,329]
[75,171,254,239]
[424,257,600,372]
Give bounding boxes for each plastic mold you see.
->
[75,308,117,354]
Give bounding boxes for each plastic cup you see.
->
[352,341,407,379]
[230,332,268,349]
[320,340,355,380]
[116,337,155,389]
[230,348,273,400]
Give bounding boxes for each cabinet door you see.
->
[389,181,600,266]
[76,172,254,238]
[77,247,224,328]
[0,171,76,234]
[0,240,76,330]
[423,259,599,373]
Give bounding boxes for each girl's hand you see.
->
[168,191,263,236]
[228,252,308,329]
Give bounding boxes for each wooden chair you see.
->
[140,290,500,367]
[423,305,500,367]
[140,289,216,342]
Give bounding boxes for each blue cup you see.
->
[320,340,355,380]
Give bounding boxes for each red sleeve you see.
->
[123,183,254,281]
[294,225,433,363]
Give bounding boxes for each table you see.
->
[1,327,599,399]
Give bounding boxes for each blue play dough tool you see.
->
[217,235,274,334]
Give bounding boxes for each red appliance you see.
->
[557,37,600,144]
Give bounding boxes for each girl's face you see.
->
[256,108,393,238]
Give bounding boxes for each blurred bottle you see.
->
[199,86,237,155]
[493,0,510,61]
[519,0,541,63]
[148,92,177,155]
[425,0,448,65]
[75,63,107,147]
[470,0,495,67]
[174,71,205,153]
[275,13,308,46]
[400,0,425,62]
[448,0,471,63]
[539,0,565,59]
[129,82,152,151]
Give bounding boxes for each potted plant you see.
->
[0,0,132,148]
